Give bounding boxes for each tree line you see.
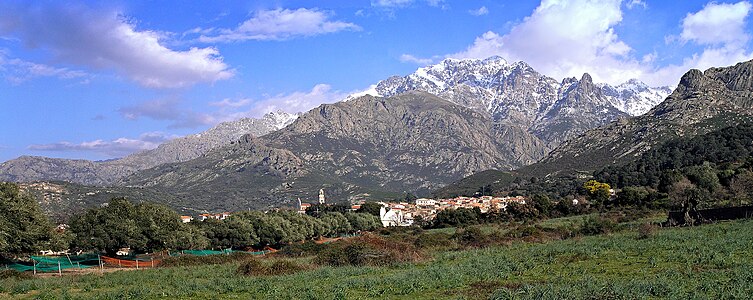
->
[0,184,381,257]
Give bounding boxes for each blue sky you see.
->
[1,0,753,162]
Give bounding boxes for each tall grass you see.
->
[2,219,752,299]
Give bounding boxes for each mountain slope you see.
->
[360,57,671,146]
[521,60,753,176]
[0,111,298,185]
[121,92,548,210]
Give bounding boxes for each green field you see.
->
[2,218,753,299]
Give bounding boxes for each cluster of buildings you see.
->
[377,195,528,227]
[180,188,529,229]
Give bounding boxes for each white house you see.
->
[380,206,413,227]
[415,198,437,206]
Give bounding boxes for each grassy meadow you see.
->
[2,216,753,299]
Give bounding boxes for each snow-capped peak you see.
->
[263,110,299,130]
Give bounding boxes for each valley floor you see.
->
[2,217,753,299]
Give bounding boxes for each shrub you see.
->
[314,234,424,267]
[453,227,495,248]
[414,232,455,249]
[278,241,324,257]
[637,223,658,239]
[580,216,616,236]
[236,258,310,276]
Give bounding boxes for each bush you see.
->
[314,234,424,267]
[236,258,310,276]
[452,227,495,248]
[414,232,455,249]
[637,223,658,239]
[580,216,616,236]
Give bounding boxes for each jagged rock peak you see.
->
[678,69,704,91]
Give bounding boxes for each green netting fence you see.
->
[2,254,102,273]
[1,248,274,273]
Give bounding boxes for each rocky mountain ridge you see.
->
[0,111,298,185]
[523,59,753,176]
[355,56,671,145]
[120,92,548,210]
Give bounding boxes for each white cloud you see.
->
[642,1,753,85]
[626,0,647,9]
[469,6,489,16]
[0,3,233,88]
[119,98,214,129]
[28,132,179,158]
[442,0,753,87]
[244,84,347,118]
[681,1,751,46]
[211,84,348,122]
[371,0,443,7]
[449,0,642,85]
[198,8,361,42]
[399,54,434,65]
[209,98,252,108]
[0,52,89,84]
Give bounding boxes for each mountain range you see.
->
[1,56,688,213]
[0,110,298,185]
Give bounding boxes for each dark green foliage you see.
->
[278,241,324,257]
[69,198,201,255]
[355,201,382,216]
[616,186,668,208]
[506,202,540,221]
[433,208,482,228]
[319,212,352,236]
[596,123,753,189]
[530,194,553,216]
[413,232,455,249]
[236,258,310,276]
[304,204,349,217]
[0,183,60,254]
[580,216,616,235]
[452,227,494,248]
[192,218,256,249]
[343,212,381,232]
[314,234,424,267]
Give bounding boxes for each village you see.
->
[182,189,528,228]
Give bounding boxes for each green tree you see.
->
[0,182,58,254]
[531,194,553,216]
[194,218,257,249]
[583,180,611,204]
[70,197,199,254]
[233,211,291,246]
[730,170,753,205]
[344,212,381,232]
[320,212,352,236]
[356,202,382,217]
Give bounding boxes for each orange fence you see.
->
[100,256,161,268]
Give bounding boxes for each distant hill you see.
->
[0,111,298,185]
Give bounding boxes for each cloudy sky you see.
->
[1,0,752,162]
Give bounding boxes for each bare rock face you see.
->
[528,59,753,176]
[0,111,298,185]
[368,57,670,148]
[121,92,549,210]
